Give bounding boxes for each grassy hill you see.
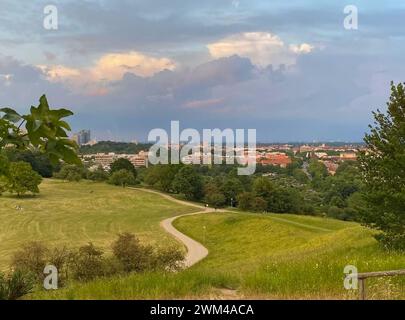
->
[24,182,405,299]
[0,179,196,270]
[174,212,405,299]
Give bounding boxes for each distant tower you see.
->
[73,130,91,145]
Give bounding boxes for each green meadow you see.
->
[1,180,403,299]
[0,179,196,270]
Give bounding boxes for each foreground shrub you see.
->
[70,243,106,281]
[12,242,73,285]
[376,233,405,252]
[12,241,48,279]
[152,246,184,271]
[112,233,154,272]
[112,233,185,273]
[10,234,185,289]
[47,246,74,285]
[0,270,35,300]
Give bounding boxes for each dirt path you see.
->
[129,188,215,267]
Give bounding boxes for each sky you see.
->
[0,0,404,142]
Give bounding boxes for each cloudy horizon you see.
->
[1,0,404,142]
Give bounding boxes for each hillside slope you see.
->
[31,209,405,299]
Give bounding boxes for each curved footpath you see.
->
[129,188,217,268]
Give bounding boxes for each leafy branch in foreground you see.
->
[0,94,80,165]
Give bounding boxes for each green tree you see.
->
[252,177,303,213]
[267,186,302,213]
[54,164,86,182]
[0,153,9,195]
[171,166,203,200]
[358,82,405,250]
[110,158,137,179]
[292,168,309,184]
[252,177,274,199]
[6,149,55,177]
[108,169,135,187]
[0,152,9,175]
[252,197,267,212]
[308,159,328,190]
[329,195,345,208]
[205,191,226,209]
[6,162,42,196]
[286,159,303,176]
[237,192,255,211]
[144,164,182,192]
[220,177,244,206]
[87,166,109,182]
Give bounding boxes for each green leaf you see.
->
[58,120,71,131]
[0,108,22,123]
[56,127,68,138]
[2,94,80,166]
[33,120,43,132]
[50,108,74,120]
[38,95,50,114]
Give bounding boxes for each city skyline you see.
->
[1,1,405,141]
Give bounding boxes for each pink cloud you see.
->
[183,98,224,109]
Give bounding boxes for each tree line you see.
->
[1,83,404,252]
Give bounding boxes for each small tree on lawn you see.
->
[7,162,42,196]
[108,169,135,188]
[110,158,137,179]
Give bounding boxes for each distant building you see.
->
[93,153,117,169]
[88,151,149,170]
[72,130,91,145]
[128,151,149,168]
[339,152,357,161]
[314,152,328,159]
[259,152,292,168]
[299,145,314,153]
